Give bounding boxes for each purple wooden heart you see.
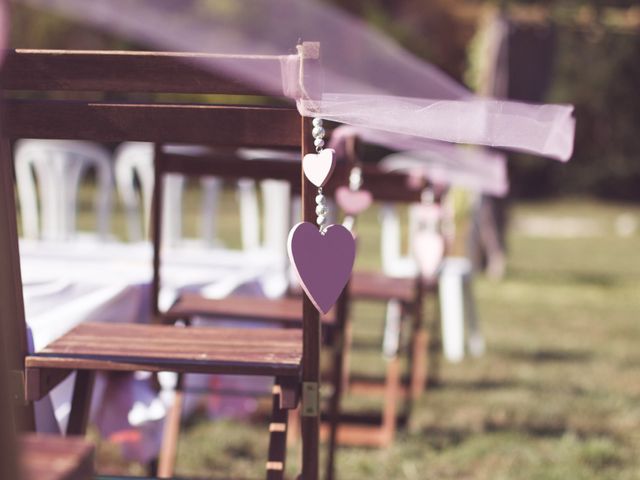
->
[288,222,356,314]
[335,186,373,215]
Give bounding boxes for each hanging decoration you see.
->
[288,118,356,314]
[335,167,373,217]
[412,188,446,281]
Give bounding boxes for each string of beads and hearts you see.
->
[288,118,356,314]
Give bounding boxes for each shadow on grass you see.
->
[437,378,520,391]
[507,268,624,288]
[416,419,617,451]
[496,347,593,363]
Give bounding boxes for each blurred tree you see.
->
[9,1,132,49]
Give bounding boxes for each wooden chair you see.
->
[19,434,95,480]
[268,159,429,479]
[319,156,439,455]
[151,147,345,478]
[157,150,428,479]
[2,46,324,480]
[0,98,95,480]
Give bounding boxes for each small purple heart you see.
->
[288,222,356,314]
[335,186,373,216]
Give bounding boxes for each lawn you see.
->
[85,194,640,479]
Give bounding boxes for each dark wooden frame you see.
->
[319,138,440,469]
[2,46,322,480]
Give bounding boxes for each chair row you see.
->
[3,47,483,480]
[15,139,290,252]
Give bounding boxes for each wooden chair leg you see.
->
[380,357,400,447]
[66,370,95,436]
[325,329,347,480]
[428,292,442,387]
[340,322,353,395]
[287,407,301,445]
[409,326,428,402]
[157,373,184,479]
[266,379,289,480]
[408,284,429,402]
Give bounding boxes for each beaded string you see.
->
[312,117,329,234]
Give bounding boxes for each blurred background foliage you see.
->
[9,0,640,200]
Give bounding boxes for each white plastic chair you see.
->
[236,148,300,298]
[15,139,113,241]
[114,142,221,247]
[438,257,485,362]
[114,143,292,298]
[379,189,484,363]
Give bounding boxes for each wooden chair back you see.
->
[2,45,325,479]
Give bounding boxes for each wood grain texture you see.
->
[300,117,320,480]
[350,271,418,302]
[26,323,302,377]
[20,433,94,480]
[2,49,284,96]
[0,137,35,430]
[66,370,95,436]
[4,100,300,147]
[24,368,72,402]
[162,152,300,181]
[266,378,290,480]
[0,106,20,479]
[157,390,183,478]
[325,287,351,480]
[162,151,424,202]
[150,143,163,322]
[324,164,425,203]
[167,293,335,326]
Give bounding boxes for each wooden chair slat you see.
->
[20,433,94,480]
[325,164,424,203]
[162,152,301,180]
[2,45,324,479]
[162,151,423,202]
[2,49,285,96]
[350,271,418,303]
[167,293,335,325]
[26,324,302,377]
[4,100,300,147]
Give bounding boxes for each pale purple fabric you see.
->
[20,0,574,160]
[330,126,509,197]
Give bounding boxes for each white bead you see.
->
[315,194,326,205]
[316,205,328,216]
[312,117,323,127]
[314,138,325,148]
[312,126,325,139]
[316,215,326,225]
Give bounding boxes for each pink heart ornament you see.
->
[288,222,356,314]
[412,230,445,280]
[302,148,336,187]
[335,186,373,216]
[413,203,441,227]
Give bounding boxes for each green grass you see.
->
[77,193,640,479]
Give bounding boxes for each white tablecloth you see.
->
[21,239,282,461]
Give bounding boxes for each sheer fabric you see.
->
[20,0,574,160]
[330,126,508,197]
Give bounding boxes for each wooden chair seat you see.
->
[166,292,336,326]
[26,323,302,378]
[20,433,94,480]
[350,271,417,302]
